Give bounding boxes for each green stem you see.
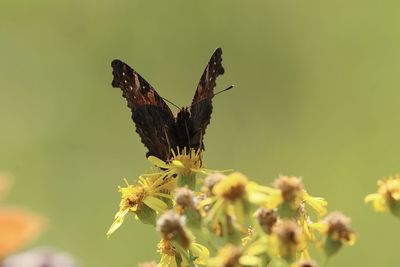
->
[179,172,197,190]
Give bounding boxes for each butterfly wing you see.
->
[111,60,176,161]
[188,47,225,149]
[0,208,43,259]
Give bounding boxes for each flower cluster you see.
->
[107,150,356,266]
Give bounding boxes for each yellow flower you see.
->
[303,193,327,218]
[157,238,179,267]
[365,175,400,216]
[297,205,315,242]
[148,148,208,190]
[107,175,175,237]
[156,211,209,266]
[148,148,205,177]
[268,220,306,263]
[272,176,327,218]
[202,172,280,226]
[157,211,190,249]
[157,238,209,267]
[311,212,356,257]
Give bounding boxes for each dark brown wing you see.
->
[111,59,176,161]
[188,47,225,149]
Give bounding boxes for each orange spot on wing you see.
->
[0,208,44,259]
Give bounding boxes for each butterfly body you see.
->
[111,48,224,161]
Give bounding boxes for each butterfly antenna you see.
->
[161,97,180,109]
[190,85,234,107]
[213,85,234,97]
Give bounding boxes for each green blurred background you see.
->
[1,0,400,266]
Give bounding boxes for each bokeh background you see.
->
[1,1,400,266]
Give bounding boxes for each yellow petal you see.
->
[365,193,388,212]
[247,192,270,205]
[107,208,129,238]
[304,194,327,217]
[309,222,328,234]
[172,160,184,168]
[148,156,170,169]
[345,232,357,246]
[239,255,259,266]
[364,193,379,203]
[143,196,168,212]
[190,243,210,264]
[234,200,245,224]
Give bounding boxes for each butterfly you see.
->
[111,48,226,161]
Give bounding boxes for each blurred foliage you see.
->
[1,0,400,266]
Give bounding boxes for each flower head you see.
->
[255,208,277,234]
[148,148,207,190]
[213,172,247,201]
[157,238,179,267]
[203,172,226,196]
[202,172,280,229]
[269,220,305,262]
[274,176,304,206]
[157,233,209,266]
[312,211,356,256]
[175,187,196,210]
[272,176,327,219]
[365,175,400,217]
[107,175,174,237]
[157,211,190,249]
[148,148,204,177]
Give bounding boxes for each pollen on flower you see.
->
[157,238,177,258]
[147,148,207,190]
[170,148,203,175]
[119,183,146,212]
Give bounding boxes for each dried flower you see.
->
[255,208,277,234]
